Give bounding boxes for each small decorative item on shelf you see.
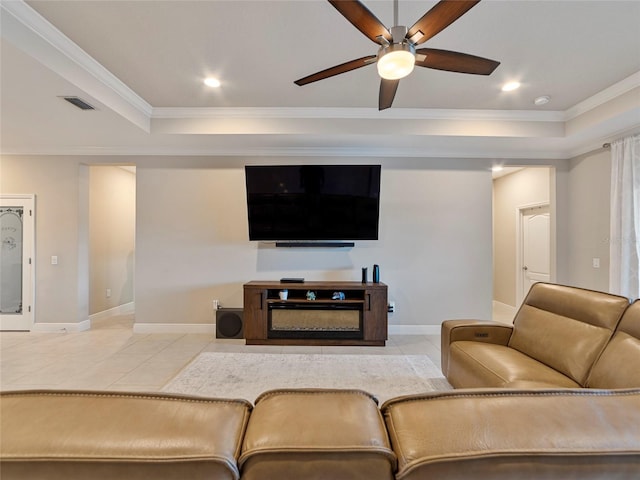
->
[361,267,368,283]
[332,291,346,300]
[306,290,316,301]
[373,264,380,283]
[279,289,288,300]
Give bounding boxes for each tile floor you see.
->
[0,314,445,393]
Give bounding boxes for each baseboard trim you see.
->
[388,324,440,335]
[132,323,436,335]
[31,319,91,333]
[27,321,441,336]
[133,323,216,334]
[89,302,135,321]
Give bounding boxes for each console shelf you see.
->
[243,281,388,346]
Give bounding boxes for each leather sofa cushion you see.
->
[382,389,640,480]
[587,301,640,389]
[239,389,396,480]
[0,390,251,480]
[448,341,580,388]
[508,283,629,385]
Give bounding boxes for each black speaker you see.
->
[216,308,244,339]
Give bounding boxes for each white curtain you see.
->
[610,133,640,300]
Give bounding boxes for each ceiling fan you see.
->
[294,0,500,110]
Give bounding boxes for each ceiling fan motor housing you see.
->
[390,25,409,44]
[376,26,416,80]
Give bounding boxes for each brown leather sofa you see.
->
[2,283,639,479]
[442,282,638,389]
[3,387,639,479]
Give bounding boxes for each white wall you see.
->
[566,149,611,291]
[6,153,608,333]
[0,156,87,326]
[134,158,493,330]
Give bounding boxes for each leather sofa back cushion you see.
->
[381,389,640,480]
[239,389,396,480]
[0,391,252,480]
[508,283,629,385]
[587,301,640,389]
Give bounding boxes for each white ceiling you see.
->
[1,0,639,159]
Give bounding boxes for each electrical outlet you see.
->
[212,299,220,310]
[106,288,111,298]
[592,257,600,268]
[388,301,395,313]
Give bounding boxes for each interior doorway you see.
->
[0,195,35,330]
[88,166,136,325]
[492,167,554,318]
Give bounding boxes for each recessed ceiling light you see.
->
[204,77,221,88]
[501,81,520,92]
[534,95,551,106]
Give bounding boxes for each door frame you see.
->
[515,201,551,306]
[0,194,35,330]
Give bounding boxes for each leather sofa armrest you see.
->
[441,320,514,376]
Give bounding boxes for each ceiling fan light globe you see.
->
[377,44,416,80]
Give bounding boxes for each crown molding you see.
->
[0,0,152,128]
[151,106,566,122]
[564,71,640,121]
[151,71,638,124]
[565,123,640,159]
[0,144,572,160]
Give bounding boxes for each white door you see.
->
[1,195,35,330]
[519,205,550,304]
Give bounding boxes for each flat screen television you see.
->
[245,165,381,241]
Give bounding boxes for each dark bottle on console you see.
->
[361,267,368,283]
[373,264,380,283]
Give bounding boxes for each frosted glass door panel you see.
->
[1,206,24,314]
[0,195,34,331]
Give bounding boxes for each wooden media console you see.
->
[243,280,388,346]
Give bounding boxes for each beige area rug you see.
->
[162,352,452,404]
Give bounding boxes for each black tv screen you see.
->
[245,165,381,241]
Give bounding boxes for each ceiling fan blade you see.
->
[294,55,377,86]
[328,0,392,44]
[407,0,480,45]
[379,79,399,110]
[415,48,500,75]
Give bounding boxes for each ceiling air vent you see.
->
[61,96,95,110]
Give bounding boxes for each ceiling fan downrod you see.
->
[393,0,399,26]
